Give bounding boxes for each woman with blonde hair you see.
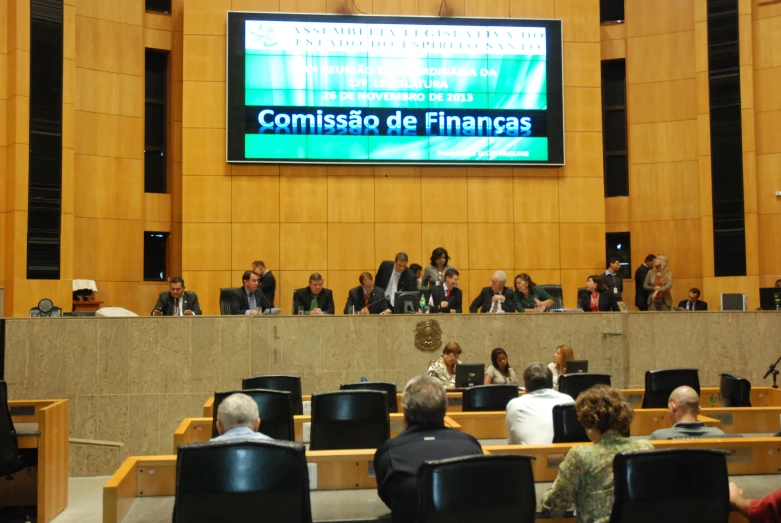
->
[643,254,673,311]
[548,344,574,390]
[542,385,653,522]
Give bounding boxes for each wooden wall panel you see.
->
[563,87,602,132]
[756,110,781,154]
[231,175,280,223]
[560,132,603,178]
[182,176,232,223]
[753,16,781,69]
[627,32,696,84]
[467,177,514,223]
[279,223,328,270]
[756,153,781,215]
[232,0,281,13]
[74,69,142,118]
[73,156,143,219]
[420,177,468,223]
[73,218,142,281]
[182,81,225,129]
[75,17,143,76]
[564,43,601,87]
[629,121,698,164]
[180,270,232,315]
[510,0,554,19]
[632,220,703,279]
[629,162,700,221]
[513,178,559,223]
[184,0,231,35]
[231,222,279,271]
[327,177,375,223]
[421,223,470,270]
[328,223,375,270]
[555,0,600,43]
[374,223,422,267]
[467,224,515,270]
[374,176,422,223]
[464,0,509,17]
[280,174,329,223]
[182,128,230,175]
[182,223,231,271]
[514,223,560,269]
[627,80,697,125]
[183,36,225,82]
[559,223,605,269]
[558,177,606,223]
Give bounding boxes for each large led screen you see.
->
[227,12,564,165]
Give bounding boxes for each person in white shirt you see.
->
[210,393,272,442]
[506,362,574,445]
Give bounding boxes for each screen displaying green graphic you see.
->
[226,13,564,165]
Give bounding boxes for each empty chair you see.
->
[641,369,700,409]
[538,284,564,309]
[219,288,233,316]
[309,391,389,450]
[340,382,398,413]
[558,373,611,401]
[552,403,589,443]
[462,385,519,412]
[173,440,312,523]
[609,449,729,523]
[417,454,537,523]
[242,375,303,415]
[211,389,294,440]
[719,373,751,407]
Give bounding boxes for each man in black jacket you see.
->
[374,376,483,523]
[469,271,516,313]
[429,268,463,313]
[678,288,708,311]
[375,252,418,308]
[292,273,335,315]
[252,260,276,308]
[230,271,266,315]
[151,276,202,316]
[634,254,656,311]
[344,272,391,315]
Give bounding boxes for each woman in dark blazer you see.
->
[579,275,620,312]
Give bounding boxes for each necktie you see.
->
[445,288,450,300]
[365,292,370,308]
[248,292,257,310]
[175,299,180,316]
[491,293,499,313]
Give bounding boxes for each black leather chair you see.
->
[173,440,312,523]
[340,382,398,413]
[558,373,612,401]
[211,389,294,440]
[0,381,29,477]
[719,373,751,407]
[309,391,389,450]
[242,375,303,415]
[417,454,537,523]
[641,369,700,409]
[609,449,729,523]
[462,385,519,412]
[552,403,589,443]
[539,284,563,310]
[577,286,589,308]
[219,288,234,316]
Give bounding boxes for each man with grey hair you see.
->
[469,270,517,313]
[374,376,482,523]
[506,363,573,444]
[210,393,272,442]
[649,385,725,440]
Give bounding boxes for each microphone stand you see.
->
[763,354,781,388]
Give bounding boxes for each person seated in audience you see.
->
[427,341,462,388]
[776,279,781,288]
[484,347,518,385]
[375,253,419,309]
[252,260,276,308]
[211,393,272,442]
[151,276,202,316]
[505,363,573,444]
[343,272,391,315]
[469,271,517,313]
[547,344,575,390]
[410,263,423,288]
[512,272,555,312]
[231,270,267,315]
[677,287,708,311]
[292,273,335,315]
[374,376,483,523]
[579,274,620,312]
[429,268,462,313]
[420,247,455,289]
[730,482,781,522]
[542,385,653,521]
[648,385,725,440]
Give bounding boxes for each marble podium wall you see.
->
[4,313,779,470]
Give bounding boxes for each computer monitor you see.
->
[721,293,748,311]
[394,291,421,314]
[566,360,588,374]
[455,364,485,388]
[759,288,781,311]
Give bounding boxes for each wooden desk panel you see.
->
[7,399,69,523]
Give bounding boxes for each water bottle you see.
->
[419,294,427,313]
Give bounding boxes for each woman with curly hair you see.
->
[542,385,653,522]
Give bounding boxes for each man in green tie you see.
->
[292,273,335,315]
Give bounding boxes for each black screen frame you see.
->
[226,11,564,166]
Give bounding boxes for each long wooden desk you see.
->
[105,435,776,523]
[202,387,781,418]
[4,399,70,523]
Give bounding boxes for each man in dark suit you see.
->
[375,252,418,308]
[469,271,516,313]
[374,376,483,523]
[429,268,463,313]
[252,260,276,308]
[230,270,266,315]
[344,272,391,315]
[292,273,335,315]
[678,287,708,311]
[634,254,656,311]
[151,276,202,316]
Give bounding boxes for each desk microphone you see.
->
[364,294,391,312]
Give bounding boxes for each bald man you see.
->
[648,386,725,440]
